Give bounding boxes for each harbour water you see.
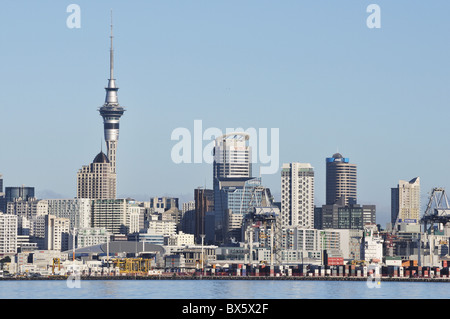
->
[0,279,447,299]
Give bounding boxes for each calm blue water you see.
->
[0,279,448,299]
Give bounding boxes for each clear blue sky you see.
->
[1,1,450,227]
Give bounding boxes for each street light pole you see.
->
[201,234,205,276]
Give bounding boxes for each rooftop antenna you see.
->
[110,9,114,81]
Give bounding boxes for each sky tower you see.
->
[99,13,125,174]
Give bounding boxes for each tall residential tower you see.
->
[281,162,315,228]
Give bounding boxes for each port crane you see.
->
[421,188,450,232]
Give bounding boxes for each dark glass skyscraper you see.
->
[194,188,214,242]
[326,153,357,206]
[1,186,35,212]
[5,186,35,203]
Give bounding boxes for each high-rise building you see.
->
[213,133,252,180]
[91,198,127,235]
[391,177,420,227]
[280,162,315,229]
[194,188,214,242]
[326,153,357,206]
[98,19,125,174]
[213,133,253,243]
[77,152,116,199]
[0,213,17,255]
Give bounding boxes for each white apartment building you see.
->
[127,205,143,234]
[33,214,70,251]
[167,231,195,246]
[281,163,315,228]
[74,227,110,249]
[147,218,177,237]
[46,199,92,230]
[0,213,18,255]
[278,227,364,262]
[6,198,48,220]
[182,201,195,213]
[91,199,127,235]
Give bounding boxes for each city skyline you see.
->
[2,1,450,228]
